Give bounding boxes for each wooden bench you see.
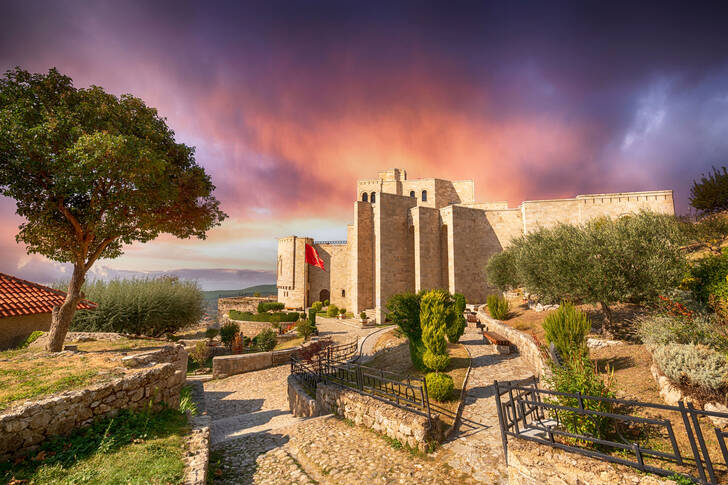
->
[483,331,511,354]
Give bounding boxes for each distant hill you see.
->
[201,284,277,317]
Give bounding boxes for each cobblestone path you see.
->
[438,324,535,484]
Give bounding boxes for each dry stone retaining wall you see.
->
[287,375,321,418]
[507,440,671,484]
[217,296,274,321]
[0,344,187,461]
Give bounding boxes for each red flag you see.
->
[304,243,325,271]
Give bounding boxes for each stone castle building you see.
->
[277,168,674,322]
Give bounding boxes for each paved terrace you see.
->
[190,316,535,484]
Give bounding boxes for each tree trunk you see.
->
[46,264,86,352]
[599,301,613,339]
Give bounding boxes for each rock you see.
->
[704,402,728,428]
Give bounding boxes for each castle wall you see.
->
[308,242,351,309]
[411,206,443,293]
[521,199,581,234]
[276,236,309,309]
[374,193,417,320]
[451,180,476,205]
[351,201,375,313]
[401,179,437,208]
[576,190,674,220]
[485,208,525,248]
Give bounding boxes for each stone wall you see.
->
[507,440,671,484]
[217,296,275,321]
[220,314,275,339]
[212,346,301,378]
[287,375,321,417]
[412,205,443,293]
[477,311,549,380]
[309,242,351,309]
[276,236,310,309]
[315,382,443,452]
[0,313,51,350]
[351,201,375,314]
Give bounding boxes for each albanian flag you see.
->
[305,243,325,271]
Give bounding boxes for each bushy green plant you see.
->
[420,290,451,372]
[254,328,277,352]
[326,304,339,317]
[546,353,615,441]
[308,308,317,326]
[426,372,454,401]
[312,301,323,312]
[486,294,510,320]
[360,311,367,319]
[229,310,299,322]
[257,301,285,313]
[205,328,219,340]
[638,313,728,351]
[447,293,466,343]
[179,385,197,416]
[486,212,687,336]
[63,277,205,337]
[220,321,239,350]
[652,343,728,391]
[339,307,347,315]
[386,293,422,341]
[19,331,44,349]
[543,302,591,361]
[296,318,315,341]
[190,341,210,367]
[323,299,330,306]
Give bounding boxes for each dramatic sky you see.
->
[1,1,728,289]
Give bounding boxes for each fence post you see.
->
[679,400,708,484]
[688,401,717,484]
[494,380,509,465]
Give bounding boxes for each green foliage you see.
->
[486,212,687,334]
[257,301,285,313]
[420,290,452,372]
[326,304,339,317]
[486,294,510,320]
[179,385,197,416]
[0,407,187,484]
[19,331,44,349]
[254,328,278,351]
[653,343,728,391]
[408,338,427,371]
[308,308,317,327]
[386,293,422,341]
[426,372,454,401]
[681,213,728,255]
[669,473,696,485]
[690,166,728,215]
[339,307,347,315]
[312,301,323,312]
[229,310,300,322]
[205,327,219,340]
[220,321,239,350]
[64,277,204,336]
[360,311,367,319]
[447,293,467,343]
[296,319,315,341]
[546,353,615,441]
[189,341,210,367]
[323,299,330,306]
[637,313,728,351]
[542,302,591,361]
[688,251,728,303]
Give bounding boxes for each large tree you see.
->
[690,166,728,215]
[486,212,687,336]
[0,68,226,351]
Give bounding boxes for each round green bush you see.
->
[423,350,450,372]
[220,321,239,349]
[312,301,323,312]
[426,372,454,401]
[326,304,339,317]
[323,299,330,306]
[255,328,278,352]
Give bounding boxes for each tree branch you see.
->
[57,199,84,239]
[85,237,116,271]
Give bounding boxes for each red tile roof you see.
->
[0,272,96,318]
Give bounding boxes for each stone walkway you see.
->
[438,324,536,484]
[197,318,535,484]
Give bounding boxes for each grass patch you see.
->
[274,336,304,350]
[1,407,188,484]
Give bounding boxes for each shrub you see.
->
[420,290,452,372]
[205,328,219,340]
[323,299,329,306]
[339,307,347,315]
[253,292,261,297]
[447,293,467,343]
[229,310,299,322]
[257,301,285,313]
[190,341,210,367]
[546,353,615,441]
[326,304,339,317]
[298,340,332,361]
[542,302,591,361]
[386,293,422,341]
[486,294,510,320]
[360,311,367,319]
[426,372,454,401]
[652,343,728,391]
[312,301,323,312]
[638,313,728,351]
[308,308,317,327]
[220,321,239,350]
[688,252,728,303]
[254,328,277,352]
[231,333,243,354]
[297,319,315,341]
[18,331,44,349]
[64,277,204,336]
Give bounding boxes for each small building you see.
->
[0,272,96,349]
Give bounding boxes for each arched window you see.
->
[409,191,415,198]
[421,190,428,202]
[362,192,368,202]
[370,192,376,203]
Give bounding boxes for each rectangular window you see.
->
[341,289,345,297]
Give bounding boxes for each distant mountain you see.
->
[201,284,277,317]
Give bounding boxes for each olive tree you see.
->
[0,68,226,351]
[486,212,687,336]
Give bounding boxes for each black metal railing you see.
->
[314,240,347,245]
[290,341,431,422]
[494,378,728,484]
